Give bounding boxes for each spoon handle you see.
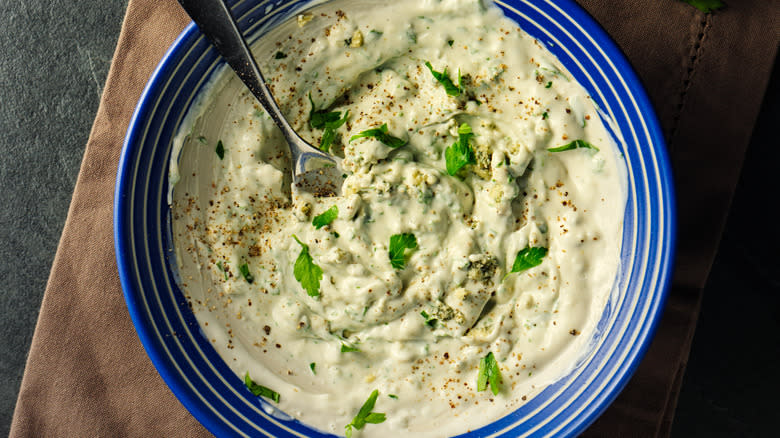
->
[176,0,332,173]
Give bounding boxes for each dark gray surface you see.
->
[0,0,127,435]
[0,1,777,437]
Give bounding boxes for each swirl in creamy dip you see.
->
[169,0,626,436]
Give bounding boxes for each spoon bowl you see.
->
[176,0,342,196]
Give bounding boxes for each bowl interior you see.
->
[114,0,675,436]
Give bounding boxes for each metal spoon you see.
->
[177,0,342,196]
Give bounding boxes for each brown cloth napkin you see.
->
[10,0,779,436]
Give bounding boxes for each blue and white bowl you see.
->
[114,0,676,436]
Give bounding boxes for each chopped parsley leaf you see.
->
[345,390,386,438]
[319,110,349,152]
[312,205,338,229]
[545,81,552,88]
[308,93,349,152]
[341,343,360,353]
[388,394,398,399]
[274,51,287,59]
[244,372,280,403]
[542,112,549,120]
[388,233,418,270]
[309,363,316,374]
[420,310,437,328]
[548,139,599,153]
[476,352,502,395]
[682,0,725,13]
[215,140,225,159]
[447,39,454,47]
[445,123,476,176]
[292,235,322,297]
[424,61,461,96]
[509,246,547,275]
[350,123,407,148]
[238,263,254,284]
[308,93,341,129]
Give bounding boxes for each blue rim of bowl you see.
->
[115,0,676,436]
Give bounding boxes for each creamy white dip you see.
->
[169,0,626,436]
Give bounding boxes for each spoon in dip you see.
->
[177,0,343,196]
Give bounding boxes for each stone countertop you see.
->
[0,0,127,434]
[0,1,776,436]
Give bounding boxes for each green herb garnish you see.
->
[420,311,437,328]
[545,81,552,88]
[542,112,549,120]
[682,0,725,13]
[312,205,338,229]
[320,110,349,152]
[215,140,225,159]
[308,93,349,152]
[447,39,454,47]
[309,363,316,374]
[445,123,476,176]
[388,394,398,399]
[509,246,548,275]
[345,390,386,438]
[350,123,407,148]
[477,352,501,395]
[548,139,599,152]
[292,235,322,297]
[308,93,341,129]
[424,61,461,96]
[274,51,287,59]
[244,372,280,403]
[239,263,254,284]
[341,343,360,353]
[216,260,228,281]
[388,233,418,270]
